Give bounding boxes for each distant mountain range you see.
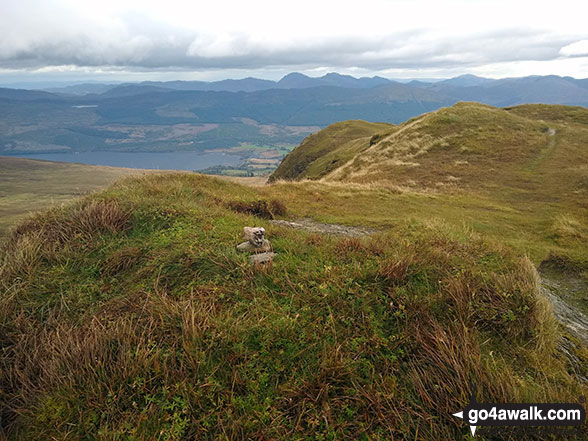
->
[37,73,588,105]
[1,73,587,155]
[41,73,395,95]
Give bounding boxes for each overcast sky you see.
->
[1,0,588,84]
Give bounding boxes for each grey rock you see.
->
[236,226,272,254]
[249,252,277,265]
[236,239,271,253]
[243,226,266,247]
[269,218,376,237]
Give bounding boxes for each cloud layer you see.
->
[1,0,587,78]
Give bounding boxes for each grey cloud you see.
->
[0,4,583,73]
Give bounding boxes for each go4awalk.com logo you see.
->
[452,386,586,437]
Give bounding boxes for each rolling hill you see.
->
[270,102,588,306]
[270,102,588,196]
[1,102,588,439]
[1,170,587,440]
[1,74,588,159]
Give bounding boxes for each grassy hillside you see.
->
[0,157,160,237]
[1,103,588,439]
[1,172,587,440]
[269,120,393,182]
[269,102,588,309]
[271,102,588,190]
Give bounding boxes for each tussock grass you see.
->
[0,200,132,285]
[8,199,131,248]
[1,173,585,439]
[101,246,143,276]
[552,214,587,240]
[0,231,45,283]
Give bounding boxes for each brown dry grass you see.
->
[226,198,287,219]
[8,199,131,248]
[0,200,132,284]
[0,288,219,437]
[101,247,143,276]
[398,257,567,439]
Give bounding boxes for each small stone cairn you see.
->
[236,227,276,264]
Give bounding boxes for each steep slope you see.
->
[326,102,552,187]
[269,120,393,182]
[271,102,588,197]
[1,173,586,440]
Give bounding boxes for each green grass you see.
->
[269,120,392,182]
[258,180,588,270]
[0,157,159,237]
[267,103,588,278]
[0,172,586,440]
[2,103,588,439]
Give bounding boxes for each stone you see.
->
[236,239,271,253]
[243,227,266,247]
[249,252,277,265]
[236,226,272,253]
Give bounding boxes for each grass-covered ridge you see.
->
[1,173,586,440]
[270,102,588,193]
[268,120,392,182]
[267,102,588,298]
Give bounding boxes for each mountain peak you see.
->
[279,72,311,81]
[440,74,492,87]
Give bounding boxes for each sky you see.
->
[1,0,588,85]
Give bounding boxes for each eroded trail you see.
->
[527,127,558,171]
[270,218,376,237]
[540,275,588,346]
[540,270,588,382]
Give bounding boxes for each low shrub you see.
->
[226,199,287,219]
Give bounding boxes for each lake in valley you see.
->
[7,151,242,171]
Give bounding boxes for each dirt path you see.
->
[540,275,588,346]
[527,128,558,171]
[270,218,377,237]
[540,271,588,382]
